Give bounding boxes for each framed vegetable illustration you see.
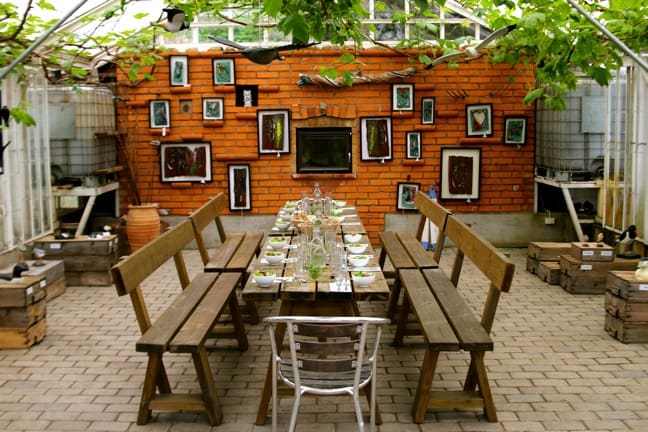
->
[228,164,251,211]
[466,104,493,137]
[213,59,235,85]
[257,109,290,154]
[160,142,212,183]
[169,55,188,86]
[202,98,224,120]
[406,131,421,159]
[360,116,392,161]
[392,83,414,111]
[504,117,527,145]
[149,100,170,128]
[397,182,420,211]
[421,97,435,124]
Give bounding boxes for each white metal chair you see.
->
[264,315,390,432]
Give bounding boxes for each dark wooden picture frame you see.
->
[466,103,493,137]
[228,164,251,211]
[392,83,414,111]
[213,59,235,85]
[149,99,170,129]
[421,97,435,124]
[169,55,189,86]
[406,131,421,160]
[257,109,290,154]
[360,116,392,161]
[160,142,212,183]
[397,182,420,211]
[440,147,481,200]
[504,117,527,145]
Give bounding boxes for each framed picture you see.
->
[213,59,235,85]
[202,98,224,120]
[169,55,188,86]
[360,116,392,161]
[149,100,170,128]
[466,103,493,137]
[397,182,420,211]
[421,97,435,124]
[440,147,481,200]
[504,117,527,145]
[160,142,212,183]
[236,85,258,107]
[228,164,251,211]
[257,109,290,154]
[392,83,414,111]
[406,131,421,160]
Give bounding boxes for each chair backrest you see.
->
[264,316,389,392]
[443,215,515,333]
[111,219,196,334]
[188,193,228,266]
[414,190,452,263]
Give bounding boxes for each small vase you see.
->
[126,203,161,252]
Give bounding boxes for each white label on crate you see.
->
[639,284,648,291]
[49,243,62,249]
[582,250,594,256]
[26,286,33,295]
[600,250,613,256]
[580,264,593,271]
[39,280,46,288]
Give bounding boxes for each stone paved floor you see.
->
[1,248,647,431]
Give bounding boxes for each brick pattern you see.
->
[116,47,536,243]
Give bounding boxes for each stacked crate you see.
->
[605,271,648,343]
[527,242,571,285]
[33,234,119,286]
[560,242,639,294]
[0,276,47,348]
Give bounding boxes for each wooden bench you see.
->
[378,191,452,319]
[395,214,515,423]
[189,193,264,323]
[111,219,248,426]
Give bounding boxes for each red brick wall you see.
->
[115,46,536,243]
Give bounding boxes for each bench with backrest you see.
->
[394,209,515,423]
[189,193,264,323]
[378,191,452,319]
[111,219,248,426]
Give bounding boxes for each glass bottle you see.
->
[308,221,326,280]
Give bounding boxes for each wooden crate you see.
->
[33,235,119,286]
[604,314,648,343]
[605,291,648,322]
[560,255,639,278]
[528,242,572,261]
[570,242,615,262]
[0,276,47,348]
[537,261,561,285]
[526,256,540,274]
[560,272,607,294]
[9,260,66,301]
[607,271,648,301]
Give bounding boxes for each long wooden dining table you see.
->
[242,202,391,425]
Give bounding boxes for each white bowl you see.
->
[348,254,370,268]
[253,270,276,287]
[278,212,292,221]
[264,251,285,265]
[334,200,347,208]
[347,243,368,254]
[351,271,375,287]
[281,206,295,214]
[269,237,287,250]
[275,220,290,230]
[344,233,362,243]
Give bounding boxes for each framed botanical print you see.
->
[421,97,435,124]
[440,147,481,200]
[466,104,493,137]
[213,59,235,85]
[228,164,251,211]
[202,98,224,120]
[397,182,420,211]
[406,131,421,159]
[160,142,212,183]
[504,117,527,145]
[169,55,188,86]
[392,83,414,111]
[257,109,290,154]
[149,100,170,128]
[360,116,392,161]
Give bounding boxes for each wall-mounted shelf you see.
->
[403,159,426,166]
[235,112,258,120]
[212,86,236,93]
[170,85,192,94]
[202,121,224,128]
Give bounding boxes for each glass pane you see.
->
[444,23,475,40]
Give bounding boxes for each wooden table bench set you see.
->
[111,191,515,426]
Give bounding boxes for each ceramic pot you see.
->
[126,203,160,252]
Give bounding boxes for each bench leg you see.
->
[466,351,497,422]
[411,348,439,423]
[386,274,402,320]
[393,293,411,347]
[193,348,223,426]
[228,291,249,351]
[138,353,170,425]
